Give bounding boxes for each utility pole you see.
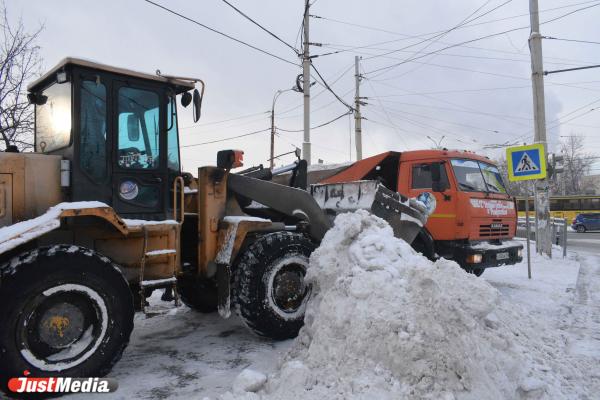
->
[354,56,363,160]
[302,0,311,165]
[529,0,552,257]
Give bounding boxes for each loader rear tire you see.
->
[233,232,315,340]
[0,245,134,391]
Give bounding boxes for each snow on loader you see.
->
[0,58,427,389]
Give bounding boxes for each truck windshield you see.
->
[451,159,507,194]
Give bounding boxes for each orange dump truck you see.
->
[317,150,523,276]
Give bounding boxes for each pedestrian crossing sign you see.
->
[506,143,547,181]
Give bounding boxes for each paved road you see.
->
[568,231,600,255]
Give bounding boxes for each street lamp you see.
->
[426,135,445,149]
[270,87,299,169]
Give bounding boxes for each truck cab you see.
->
[320,150,523,275]
[399,150,522,273]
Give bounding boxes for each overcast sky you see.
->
[7,0,600,172]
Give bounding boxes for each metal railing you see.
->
[516,217,568,258]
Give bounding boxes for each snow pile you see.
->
[224,210,585,400]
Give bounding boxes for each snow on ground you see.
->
[66,213,599,400]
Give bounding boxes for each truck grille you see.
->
[479,222,510,237]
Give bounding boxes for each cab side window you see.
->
[80,80,107,182]
[411,163,449,189]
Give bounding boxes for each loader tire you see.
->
[177,277,218,313]
[233,232,315,340]
[0,245,134,391]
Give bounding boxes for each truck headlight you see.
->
[518,248,523,258]
[467,254,483,264]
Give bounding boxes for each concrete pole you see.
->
[354,56,363,160]
[529,0,552,257]
[302,0,311,165]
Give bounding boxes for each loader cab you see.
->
[27,58,203,220]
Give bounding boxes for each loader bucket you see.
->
[310,180,428,244]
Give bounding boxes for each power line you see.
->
[181,110,269,129]
[372,59,529,82]
[363,2,600,77]
[379,0,505,81]
[142,0,298,66]
[324,39,600,68]
[277,62,354,116]
[314,1,600,46]
[321,43,594,68]
[218,0,299,54]
[367,106,482,145]
[363,0,514,62]
[361,65,410,147]
[276,110,352,132]
[180,128,270,147]
[367,85,531,97]
[310,62,354,111]
[278,87,355,120]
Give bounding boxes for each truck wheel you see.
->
[466,268,484,277]
[178,277,218,313]
[576,225,586,233]
[0,245,134,386]
[233,232,315,340]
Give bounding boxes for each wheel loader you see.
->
[0,58,427,392]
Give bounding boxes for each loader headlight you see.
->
[518,248,523,258]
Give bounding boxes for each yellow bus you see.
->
[517,195,600,221]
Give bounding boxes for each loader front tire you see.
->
[233,232,315,340]
[0,245,134,389]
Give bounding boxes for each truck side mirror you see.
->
[431,162,447,192]
[127,114,140,142]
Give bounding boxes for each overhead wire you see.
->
[218,0,300,54]
[361,64,410,146]
[363,2,600,77]
[276,110,353,132]
[142,0,298,66]
[309,62,355,111]
[181,110,269,129]
[314,0,600,47]
[362,0,513,62]
[181,128,270,147]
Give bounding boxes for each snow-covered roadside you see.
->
[65,214,599,400]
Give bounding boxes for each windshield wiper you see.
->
[459,182,479,191]
[485,182,501,192]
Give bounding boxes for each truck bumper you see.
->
[454,240,523,270]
